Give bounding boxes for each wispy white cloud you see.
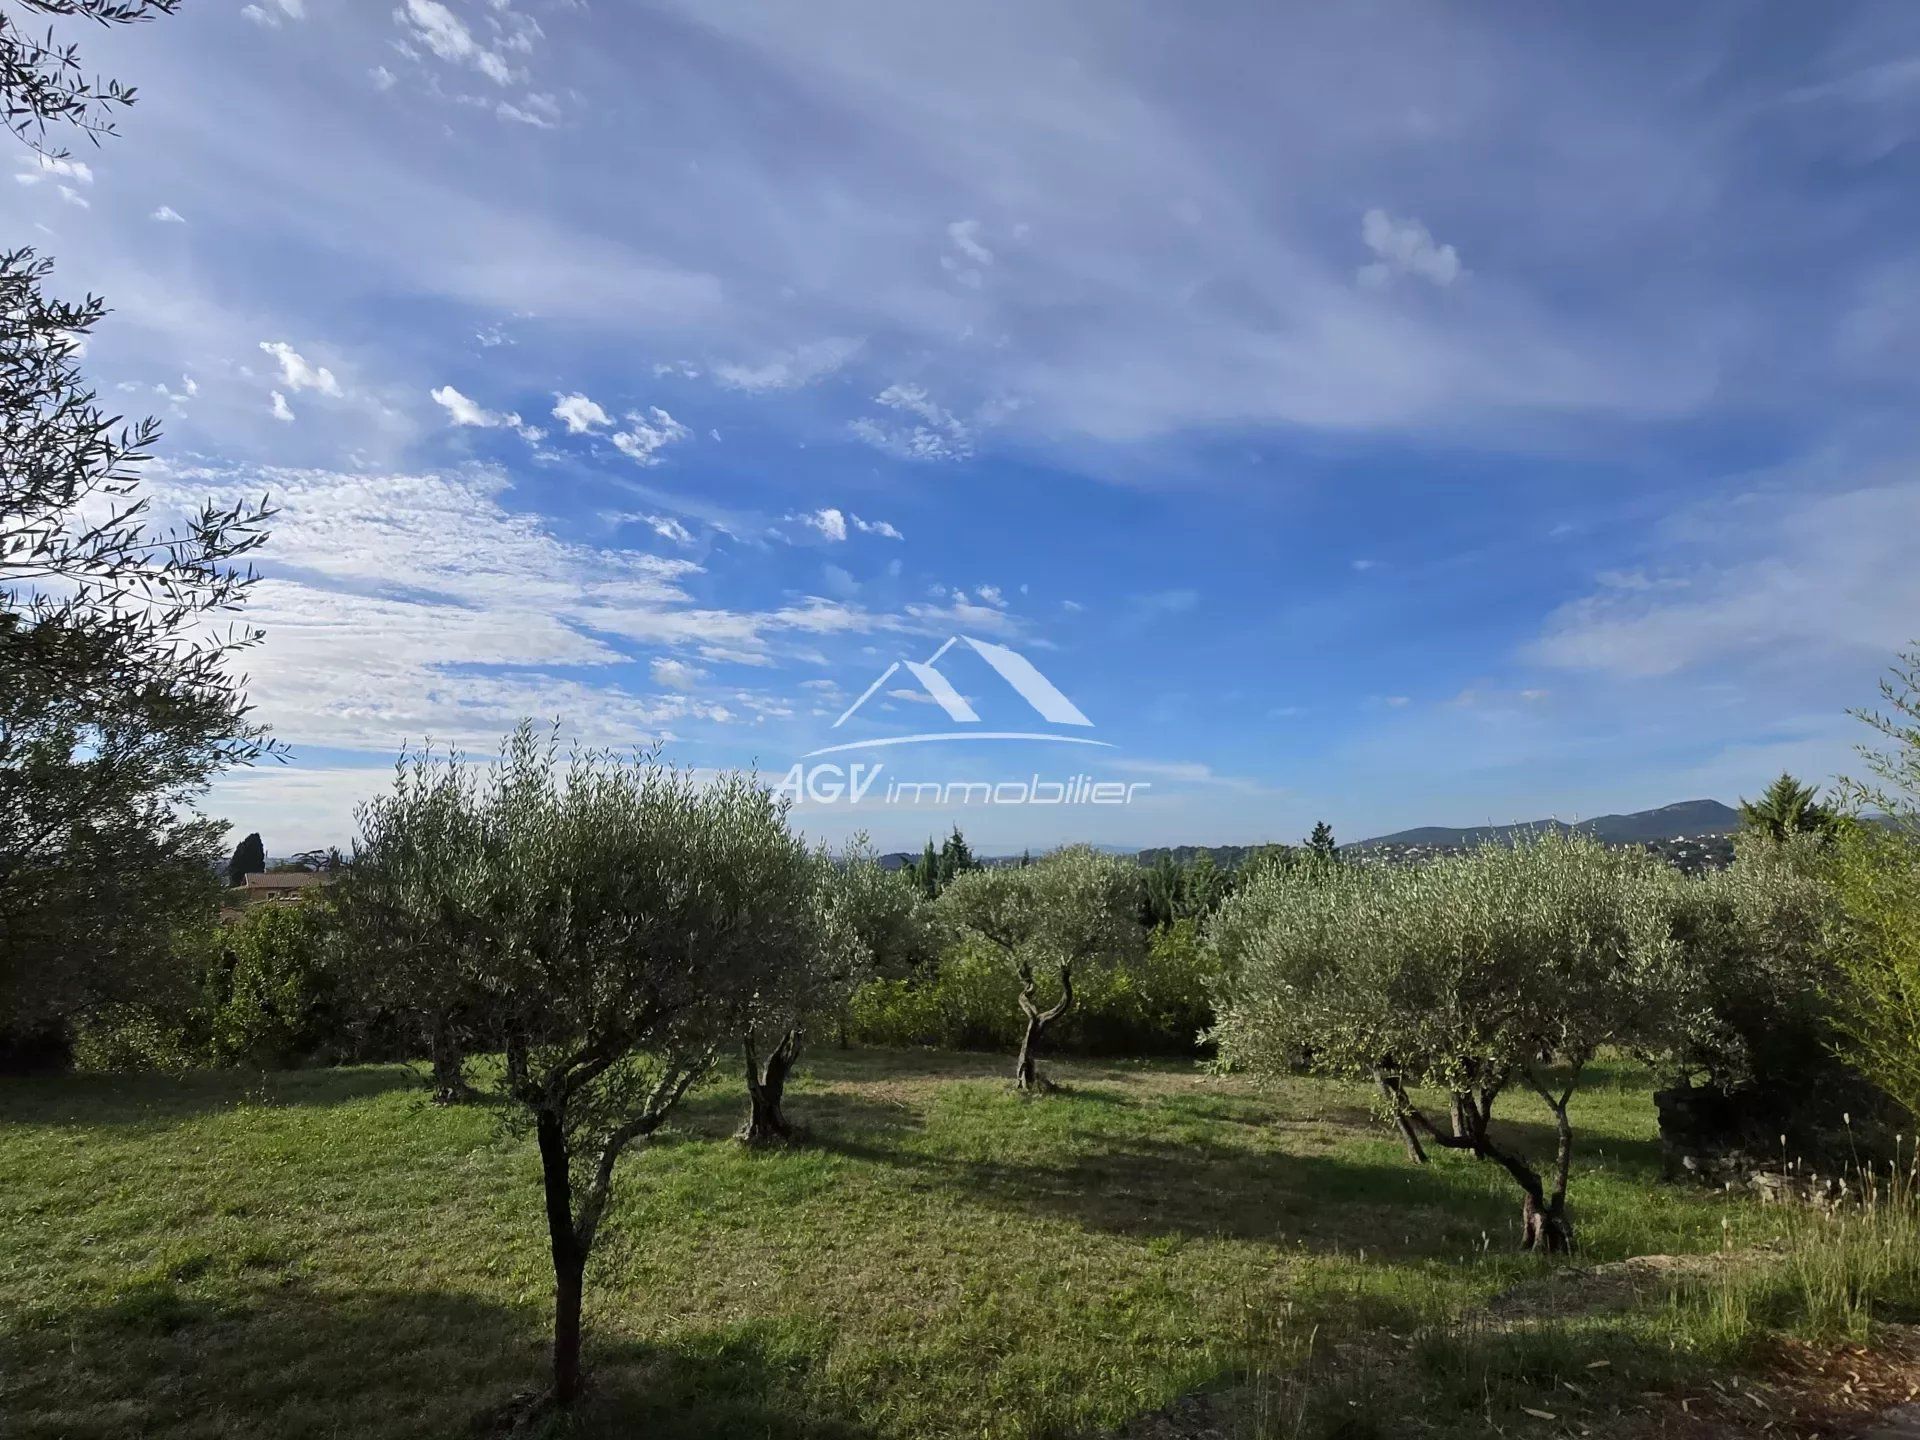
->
[651,656,708,690]
[1107,758,1280,794]
[15,153,93,186]
[205,763,421,851]
[941,218,995,287]
[795,507,849,542]
[243,0,306,28]
[259,340,342,396]
[430,384,509,427]
[901,595,1026,639]
[619,512,695,546]
[551,392,611,433]
[496,93,561,128]
[150,204,187,224]
[712,337,860,392]
[429,384,542,440]
[146,463,722,749]
[1356,208,1462,289]
[850,382,974,461]
[786,510,905,546]
[625,3,1742,447]
[611,407,690,465]
[395,0,517,85]
[947,218,993,267]
[1531,477,1920,680]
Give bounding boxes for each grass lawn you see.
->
[0,1048,1853,1439]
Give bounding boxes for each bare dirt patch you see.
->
[1488,1252,1757,1322]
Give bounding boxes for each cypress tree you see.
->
[226,832,266,888]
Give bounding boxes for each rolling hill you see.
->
[1352,799,1739,850]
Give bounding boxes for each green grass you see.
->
[0,1050,1901,1438]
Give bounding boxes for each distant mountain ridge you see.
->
[1353,799,1740,851]
[878,801,1743,875]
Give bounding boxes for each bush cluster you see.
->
[71,901,357,1072]
[848,919,1215,1057]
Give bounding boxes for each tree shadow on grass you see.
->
[0,1064,423,1130]
[666,1085,931,1149]
[1235,1304,1753,1440]
[2,1280,871,1440]
[813,1116,1620,1258]
[800,1047,1014,1086]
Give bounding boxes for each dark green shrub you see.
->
[1071,919,1216,1055]
[73,900,349,1072]
[205,901,346,1068]
[68,921,219,1072]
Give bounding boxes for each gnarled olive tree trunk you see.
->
[1516,1075,1577,1254]
[1372,1066,1429,1164]
[1014,961,1073,1091]
[1377,1062,1578,1254]
[739,1028,801,1144]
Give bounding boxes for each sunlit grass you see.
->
[0,1049,1893,1438]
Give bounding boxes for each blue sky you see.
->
[14,0,1920,853]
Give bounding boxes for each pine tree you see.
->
[916,837,939,898]
[1738,773,1836,844]
[937,826,974,887]
[1306,822,1339,862]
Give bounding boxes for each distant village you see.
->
[1351,832,1736,875]
[871,828,1743,878]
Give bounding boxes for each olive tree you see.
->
[2,0,275,1056]
[2,1,179,154]
[730,845,835,1146]
[1830,823,1920,1122]
[736,837,930,1144]
[337,725,824,1405]
[333,747,490,1103]
[1829,645,1920,1121]
[937,845,1141,1091]
[1656,832,1849,1155]
[1208,834,1707,1252]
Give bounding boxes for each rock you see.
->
[1748,1168,1849,1208]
